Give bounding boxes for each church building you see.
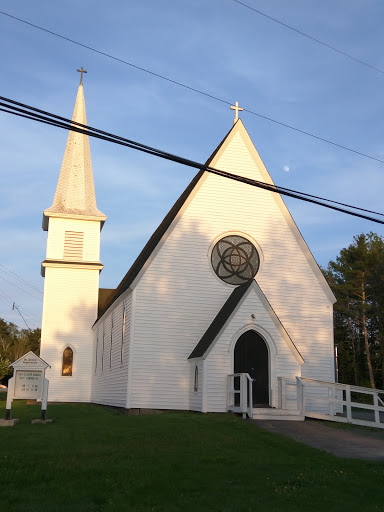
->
[40,78,336,418]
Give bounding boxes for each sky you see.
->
[1,0,384,330]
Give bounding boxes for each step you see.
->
[252,408,304,421]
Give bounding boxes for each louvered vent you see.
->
[64,231,84,260]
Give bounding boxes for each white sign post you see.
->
[4,351,51,425]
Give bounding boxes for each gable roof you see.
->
[96,119,335,322]
[189,280,304,364]
[95,123,236,321]
[188,281,253,359]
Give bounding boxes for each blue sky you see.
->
[1,0,384,329]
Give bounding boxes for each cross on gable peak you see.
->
[230,101,243,124]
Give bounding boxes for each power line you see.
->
[0,289,13,306]
[0,286,41,322]
[233,0,384,75]
[0,287,37,329]
[0,263,43,294]
[0,10,383,166]
[1,95,383,225]
[0,294,12,308]
[0,274,43,302]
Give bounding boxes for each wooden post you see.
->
[277,377,282,409]
[374,392,380,426]
[41,377,49,421]
[5,375,15,420]
[329,386,336,416]
[346,385,352,423]
[241,373,247,419]
[296,377,304,415]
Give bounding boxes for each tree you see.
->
[325,233,384,388]
[0,318,41,383]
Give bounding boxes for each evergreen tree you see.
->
[325,233,384,388]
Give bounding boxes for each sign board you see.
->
[14,370,43,399]
[5,351,51,422]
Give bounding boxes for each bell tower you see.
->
[40,71,106,401]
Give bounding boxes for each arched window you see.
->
[62,347,73,376]
[194,365,199,392]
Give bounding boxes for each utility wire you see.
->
[1,95,383,224]
[0,288,40,324]
[0,274,43,302]
[0,295,11,308]
[0,263,43,294]
[233,0,384,75]
[0,10,383,166]
[0,289,13,306]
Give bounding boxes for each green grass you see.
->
[1,395,384,512]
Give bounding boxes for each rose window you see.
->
[211,235,259,285]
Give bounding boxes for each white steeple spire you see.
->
[43,81,106,230]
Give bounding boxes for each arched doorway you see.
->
[234,330,269,406]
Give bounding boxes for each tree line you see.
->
[324,232,384,389]
[0,319,41,382]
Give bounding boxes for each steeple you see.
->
[43,81,106,230]
[40,75,106,403]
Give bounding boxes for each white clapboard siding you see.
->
[45,217,101,262]
[40,266,100,402]
[91,294,132,407]
[128,125,334,412]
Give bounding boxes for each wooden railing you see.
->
[278,376,384,429]
[227,373,253,419]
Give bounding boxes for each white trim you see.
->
[202,359,208,413]
[42,261,103,271]
[228,323,277,360]
[126,288,136,409]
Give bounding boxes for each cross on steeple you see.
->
[230,101,243,124]
[77,66,87,85]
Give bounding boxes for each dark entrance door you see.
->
[234,330,269,406]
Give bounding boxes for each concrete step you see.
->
[252,408,304,421]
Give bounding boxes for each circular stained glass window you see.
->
[211,235,259,285]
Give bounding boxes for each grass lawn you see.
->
[1,395,384,511]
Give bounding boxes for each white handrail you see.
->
[227,373,253,419]
[300,377,384,395]
[278,376,384,429]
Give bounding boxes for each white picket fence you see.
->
[279,377,384,429]
[228,374,384,428]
